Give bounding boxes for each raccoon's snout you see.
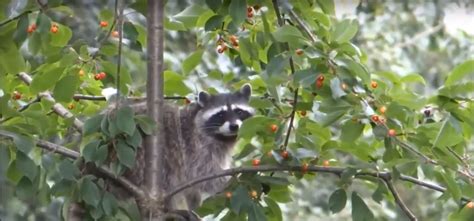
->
[229,123,239,132]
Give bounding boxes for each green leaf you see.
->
[174,5,208,28]
[116,106,136,136]
[16,151,38,182]
[204,15,224,31]
[58,159,80,181]
[135,115,156,135]
[164,70,192,95]
[183,49,204,75]
[206,0,222,12]
[445,60,474,86]
[401,73,426,85]
[53,74,80,102]
[266,55,287,77]
[94,145,109,166]
[0,39,26,74]
[119,199,142,221]
[230,185,252,214]
[351,192,374,221]
[328,188,347,213]
[372,180,388,203]
[234,144,256,160]
[331,19,358,43]
[248,202,267,221]
[50,23,72,47]
[102,192,119,216]
[82,140,101,163]
[264,197,282,221]
[316,0,335,15]
[338,58,370,84]
[273,25,305,44]
[257,176,290,186]
[30,64,65,93]
[340,120,364,142]
[293,69,317,87]
[229,0,247,25]
[267,185,292,203]
[81,177,101,207]
[440,170,462,202]
[12,133,34,153]
[116,140,135,169]
[330,77,347,99]
[83,114,105,136]
[126,129,143,149]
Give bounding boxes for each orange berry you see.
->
[99,72,106,79]
[252,159,260,167]
[67,103,75,110]
[371,81,378,89]
[317,74,325,81]
[50,25,58,33]
[249,190,257,199]
[217,44,227,54]
[341,83,348,90]
[467,201,474,209]
[12,91,22,100]
[295,49,304,55]
[270,124,278,132]
[300,110,307,117]
[379,106,387,114]
[112,31,119,38]
[100,21,108,27]
[27,24,36,33]
[280,150,289,159]
[316,80,323,89]
[302,163,309,173]
[229,35,238,46]
[371,115,380,122]
[225,192,232,199]
[322,160,330,167]
[388,129,396,137]
[78,69,85,77]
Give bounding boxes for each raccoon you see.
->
[131,84,255,211]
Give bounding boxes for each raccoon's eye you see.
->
[235,109,243,115]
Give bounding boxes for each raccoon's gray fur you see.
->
[130,84,255,211]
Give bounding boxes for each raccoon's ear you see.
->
[198,91,210,107]
[238,83,252,100]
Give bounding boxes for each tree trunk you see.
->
[145,0,166,220]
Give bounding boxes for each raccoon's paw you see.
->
[164,209,201,221]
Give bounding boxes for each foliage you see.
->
[0,0,473,220]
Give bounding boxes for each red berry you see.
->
[388,129,396,137]
[252,159,260,167]
[322,160,330,167]
[100,21,108,27]
[112,31,119,38]
[225,192,232,199]
[50,25,58,33]
[300,110,307,117]
[467,201,474,209]
[12,91,22,100]
[280,150,289,159]
[371,81,378,89]
[302,163,309,173]
[99,72,106,79]
[270,124,278,132]
[27,24,36,33]
[94,74,102,80]
[316,80,323,89]
[379,106,387,114]
[317,74,325,81]
[371,115,380,122]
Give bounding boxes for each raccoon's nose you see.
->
[229,124,239,132]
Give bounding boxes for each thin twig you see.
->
[0,10,34,27]
[115,0,124,107]
[384,180,417,221]
[284,5,318,42]
[17,72,84,132]
[165,165,472,204]
[72,94,187,101]
[35,139,147,199]
[272,0,298,150]
[395,23,444,48]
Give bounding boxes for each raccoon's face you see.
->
[196,84,255,141]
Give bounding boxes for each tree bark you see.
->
[145,0,166,219]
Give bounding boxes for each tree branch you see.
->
[384,179,417,221]
[145,0,166,218]
[165,165,472,204]
[272,0,298,150]
[0,10,34,27]
[17,72,84,132]
[284,5,318,43]
[395,23,444,48]
[72,94,187,101]
[36,139,147,199]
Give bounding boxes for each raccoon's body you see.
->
[130,84,255,211]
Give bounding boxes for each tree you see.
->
[1,0,473,220]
